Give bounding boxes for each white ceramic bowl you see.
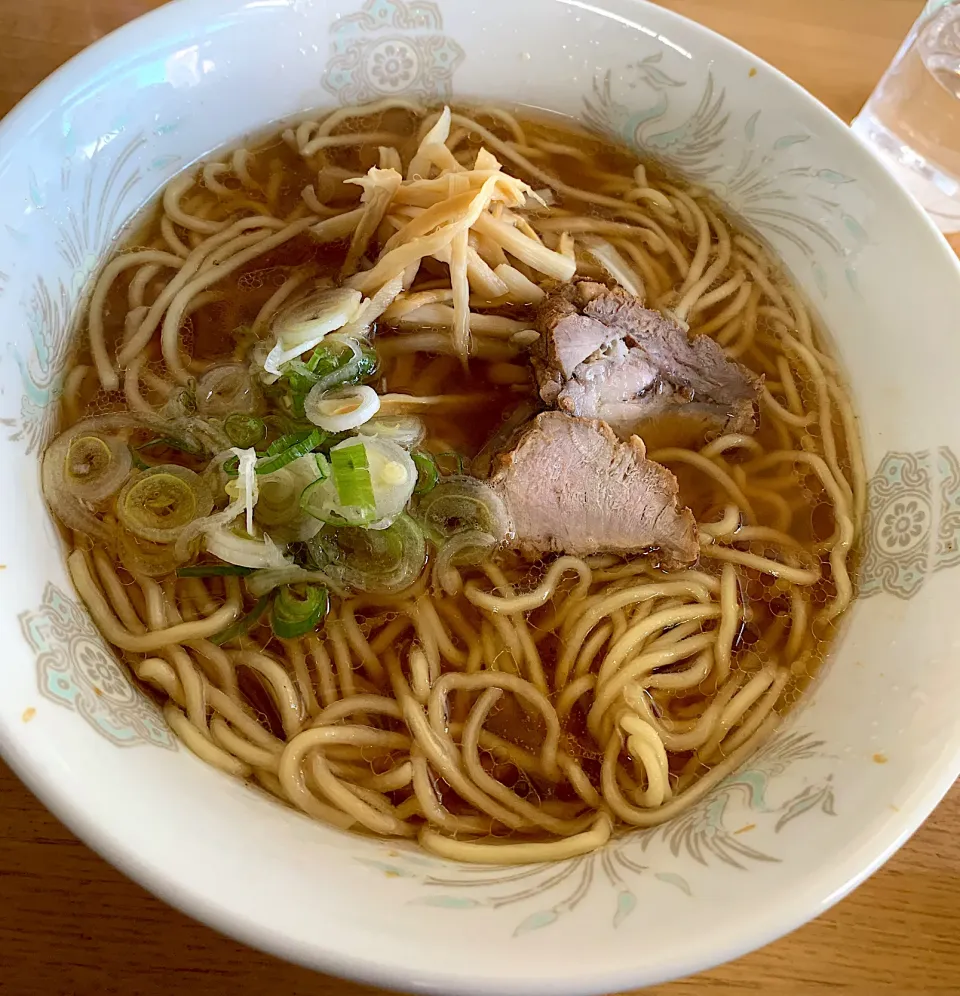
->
[2,1,959,992]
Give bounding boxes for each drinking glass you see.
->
[851,0,960,234]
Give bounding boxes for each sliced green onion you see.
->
[197,364,261,417]
[330,442,376,511]
[305,344,337,374]
[412,451,439,494]
[246,566,340,598]
[285,358,320,381]
[300,436,414,528]
[358,415,425,450]
[224,414,266,448]
[413,475,510,544]
[256,454,326,528]
[256,429,324,474]
[176,564,254,578]
[122,473,198,532]
[265,430,310,457]
[277,337,377,418]
[277,363,319,418]
[117,465,213,543]
[434,529,498,595]
[306,338,377,389]
[118,530,188,578]
[291,392,309,420]
[66,434,110,477]
[222,455,240,478]
[271,584,329,638]
[64,434,133,502]
[287,540,324,571]
[304,384,380,433]
[179,418,233,455]
[305,337,354,376]
[313,515,426,594]
[359,346,378,378]
[299,477,374,526]
[299,478,328,520]
[204,521,289,569]
[163,386,198,419]
[210,594,271,646]
[266,287,364,373]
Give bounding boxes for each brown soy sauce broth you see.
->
[61,103,858,806]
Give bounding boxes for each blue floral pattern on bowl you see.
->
[860,447,960,599]
[358,730,837,935]
[584,56,868,299]
[19,583,176,750]
[8,131,181,455]
[322,0,464,104]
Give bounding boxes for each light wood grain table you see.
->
[3,0,957,992]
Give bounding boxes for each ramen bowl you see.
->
[1,0,959,992]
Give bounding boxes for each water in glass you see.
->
[852,0,960,234]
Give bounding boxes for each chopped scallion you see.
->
[265,429,318,457]
[271,584,329,638]
[412,451,440,494]
[224,414,266,449]
[313,515,426,594]
[256,428,324,474]
[330,442,375,511]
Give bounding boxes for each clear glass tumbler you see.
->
[851,0,960,234]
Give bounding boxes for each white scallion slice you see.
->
[357,415,425,450]
[300,435,416,529]
[204,523,290,569]
[246,565,345,598]
[264,287,363,374]
[305,383,380,433]
[225,447,259,535]
[196,364,261,416]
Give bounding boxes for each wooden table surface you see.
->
[3,0,957,993]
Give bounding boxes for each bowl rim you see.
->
[2,0,960,993]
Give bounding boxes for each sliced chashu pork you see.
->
[489,411,698,566]
[532,283,762,449]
